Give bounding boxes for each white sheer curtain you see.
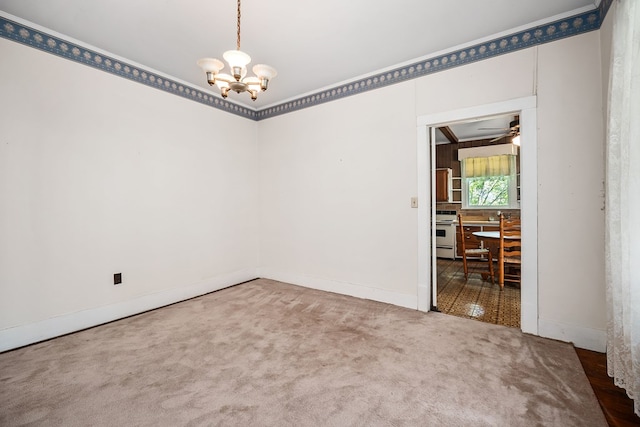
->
[605,0,640,417]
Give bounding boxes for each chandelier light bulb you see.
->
[196,58,224,74]
[223,50,251,68]
[252,64,277,80]
[196,58,224,85]
[252,64,278,91]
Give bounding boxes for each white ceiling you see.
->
[435,114,519,144]
[0,0,596,109]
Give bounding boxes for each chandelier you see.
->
[197,0,277,101]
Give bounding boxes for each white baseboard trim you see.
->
[417,284,431,312]
[259,269,418,310]
[538,318,606,352]
[0,269,258,353]
[520,301,539,336]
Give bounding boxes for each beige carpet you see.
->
[0,279,605,426]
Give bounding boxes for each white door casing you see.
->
[416,96,538,335]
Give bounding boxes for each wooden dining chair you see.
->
[499,213,522,288]
[457,214,494,284]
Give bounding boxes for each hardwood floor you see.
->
[436,258,520,328]
[575,349,640,426]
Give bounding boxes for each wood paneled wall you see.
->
[436,139,519,177]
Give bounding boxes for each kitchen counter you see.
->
[454,220,500,226]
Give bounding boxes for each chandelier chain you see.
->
[236,0,241,50]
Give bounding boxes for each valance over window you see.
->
[462,155,514,178]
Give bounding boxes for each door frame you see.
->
[416,96,538,335]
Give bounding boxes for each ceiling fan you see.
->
[480,116,520,142]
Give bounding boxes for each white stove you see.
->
[435,210,457,259]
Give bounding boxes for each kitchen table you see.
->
[472,231,521,288]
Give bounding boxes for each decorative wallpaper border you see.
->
[0,15,257,120]
[257,6,606,120]
[1,1,613,122]
[599,0,614,21]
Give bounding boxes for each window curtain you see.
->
[605,0,640,416]
[462,155,513,178]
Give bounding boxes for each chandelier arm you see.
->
[237,0,241,51]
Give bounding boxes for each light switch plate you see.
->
[411,197,418,208]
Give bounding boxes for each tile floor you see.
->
[436,258,521,328]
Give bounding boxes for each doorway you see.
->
[434,113,521,328]
[416,97,538,335]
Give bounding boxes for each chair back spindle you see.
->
[499,213,522,287]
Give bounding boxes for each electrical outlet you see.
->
[114,273,122,285]
[411,197,418,208]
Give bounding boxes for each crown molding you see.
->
[0,13,257,120]
[1,0,613,121]
[257,4,609,120]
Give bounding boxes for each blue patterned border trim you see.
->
[257,8,601,120]
[1,4,612,122]
[0,16,258,120]
[599,0,615,21]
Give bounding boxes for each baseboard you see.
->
[520,301,539,336]
[258,269,418,310]
[538,318,606,352]
[0,269,258,353]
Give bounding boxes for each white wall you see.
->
[0,25,608,352]
[535,32,606,350]
[0,39,259,351]
[415,48,536,115]
[258,32,606,350]
[257,83,419,307]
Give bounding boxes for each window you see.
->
[462,155,518,209]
